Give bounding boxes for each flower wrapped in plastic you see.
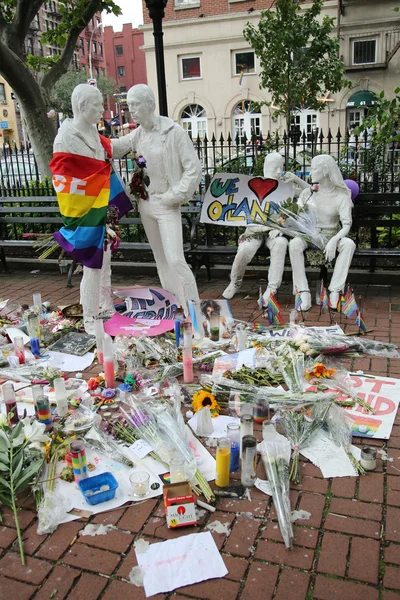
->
[148,397,215,504]
[268,197,327,250]
[84,425,134,468]
[260,437,293,548]
[324,403,365,474]
[279,401,332,484]
[275,345,305,393]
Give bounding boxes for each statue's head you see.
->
[311,154,352,200]
[127,84,156,124]
[71,84,103,125]
[263,151,284,180]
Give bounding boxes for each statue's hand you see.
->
[269,230,281,239]
[325,237,338,262]
[282,172,298,183]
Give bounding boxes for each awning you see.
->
[346,91,376,108]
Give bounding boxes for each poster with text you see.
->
[200,173,294,227]
[308,374,400,439]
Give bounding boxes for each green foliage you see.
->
[51,70,118,116]
[27,55,59,72]
[243,0,351,130]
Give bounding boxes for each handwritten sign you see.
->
[200,173,293,227]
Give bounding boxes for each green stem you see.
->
[9,443,25,566]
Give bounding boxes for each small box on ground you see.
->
[163,482,197,529]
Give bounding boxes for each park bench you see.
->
[185,192,400,279]
[0,196,201,286]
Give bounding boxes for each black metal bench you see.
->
[0,196,201,285]
[186,192,400,280]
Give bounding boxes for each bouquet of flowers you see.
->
[275,345,305,393]
[129,152,149,205]
[84,425,134,468]
[324,403,365,474]
[279,401,332,484]
[260,437,293,548]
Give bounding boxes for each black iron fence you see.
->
[0,128,399,197]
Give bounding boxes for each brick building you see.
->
[77,13,107,79]
[103,24,147,94]
[141,0,400,144]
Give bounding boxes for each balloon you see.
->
[344,179,360,201]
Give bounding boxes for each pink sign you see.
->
[104,313,175,337]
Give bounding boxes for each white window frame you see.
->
[352,38,377,65]
[180,55,202,81]
[232,49,256,77]
[181,104,208,140]
[175,0,200,8]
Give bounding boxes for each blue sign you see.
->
[0,122,8,129]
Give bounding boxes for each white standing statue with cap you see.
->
[223,151,288,303]
[284,154,355,311]
[126,84,202,311]
[52,84,134,334]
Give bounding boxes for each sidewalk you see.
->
[0,269,399,600]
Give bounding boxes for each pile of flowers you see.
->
[129,152,149,204]
[191,390,220,417]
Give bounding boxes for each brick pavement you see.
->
[0,269,400,599]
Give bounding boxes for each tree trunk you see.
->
[19,95,55,179]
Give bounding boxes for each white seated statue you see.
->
[284,154,355,311]
[223,151,288,304]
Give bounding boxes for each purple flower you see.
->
[101,388,116,399]
[130,409,150,428]
[137,156,147,169]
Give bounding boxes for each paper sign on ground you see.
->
[188,299,233,339]
[129,439,154,460]
[104,313,174,337]
[300,430,361,478]
[188,414,240,439]
[186,425,216,480]
[263,324,344,340]
[113,287,154,300]
[307,373,400,439]
[212,348,257,375]
[200,173,294,228]
[44,350,95,372]
[4,327,30,345]
[136,531,228,597]
[123,288,178,320]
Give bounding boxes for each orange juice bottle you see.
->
[215,437,231,487]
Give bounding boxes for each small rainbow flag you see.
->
[319,282,329,313]
[265,293,284,325]
[336,293,346,313]
[355,311,368,333]
[294,288,302,311]
[239,71,244,85]
[342,286,359,318]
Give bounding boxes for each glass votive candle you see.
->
[129,472,150,497]
[210,310,220,342]
[170,456,186,483]
[254,398,270,424]
[13,336,25,365]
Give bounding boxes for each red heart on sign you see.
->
[248,178,278,202]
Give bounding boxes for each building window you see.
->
[175,0,199,5]
[3,110,8,118]
[118,66,125,77]
[233,50,255,75]
[181,56,201,80]
[181,104,207,139]
[92,41,97,54]
[99,43,103,56]
[115,45,123,56]
[0,84,6,104]
[79,37,84,56]
[290,110,319,144]
[353,39,377,65]
[120,86,127,93]
[87,39,90,53]
[233,100,261,142]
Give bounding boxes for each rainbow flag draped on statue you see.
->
[49,135,132,269]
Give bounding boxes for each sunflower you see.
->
[192,390,220,417]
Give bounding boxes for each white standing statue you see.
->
[223,151,288,303]
[126,84,202,311]
[51,84,134,333]
[284,154,355,311]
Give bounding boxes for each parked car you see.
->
[0,153,41,189]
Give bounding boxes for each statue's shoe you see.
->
[222,282,240,299]
[299,291,312,311]
[329,291,339,309]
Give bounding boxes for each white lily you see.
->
[12,417,51,448]
[0,413,8,427]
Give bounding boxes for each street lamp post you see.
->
[144,0,168,117]
[88,22,103,81]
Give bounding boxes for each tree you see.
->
[0,1,121,176]
[51,70,118,116]
[243,0,351,136]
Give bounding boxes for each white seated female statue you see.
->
[284,154,355,311]
[223,151,288,304]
